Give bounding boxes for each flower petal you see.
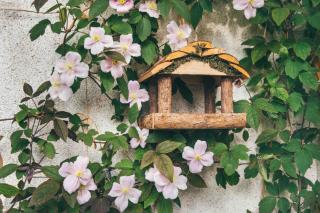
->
[120,175,135,188]
[189,159,203,173]
[232,0,249,10]
[77,189,91,205]
[194,140,207,155]
[130,138,140,149]
[58,86,73,101]
[128,80,140,92]
[115,195,129,212]
[59,162,73,177]
[174,175,187,190]
[145,167,158,182]
[66,51,81,64]
[200,152,214,166]
[167,21,179,34]
[128,188,142,204]
[244,6,256,19]
[120,34,133,45]
[63,175,80,194]
[74,156,89,170]
[182,146,195,161]
[252,0,264,8]
[74,63,89,78]
[128,44,141,57]
[108,182,123,197]
[162,184,179,199]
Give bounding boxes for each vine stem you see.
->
[88,73,113,101]
[0,117,14,122]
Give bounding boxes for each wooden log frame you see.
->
[203,77,217,113]
[221,78,233,113]
[148,78,157,113]
[157,75,172,113]
[139,113,246,129]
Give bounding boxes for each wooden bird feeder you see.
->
[138,41,250,129]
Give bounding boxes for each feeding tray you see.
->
[138,41,250,130]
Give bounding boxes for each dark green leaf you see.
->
[156,196,173,213]
[0,183,19,198]
[143,187,159,208]
[251,44,267,64]
[170,0,191,23]
[43,143,55,159]
[137,17,151,42]
[299,72,318,90]
[89,0,108,18]
[111,21,132,34]
[288,92,303,112]
[272,8,290,26]
[307,12,320,30]
[128,104,139,124]
[277,197,290,213]
[158,0,170,17]
[141,150,156,169]
[54,119,68,141]
[23,83,33,96]
[256,129,278,144]
[156,140,181,154]
[29,179,60,206]
[142,40,158,65]
[0,164,18,178]
[32,0,48,12]
[67,0,85,7]
[41,166,63,181]
[190,2,203,29]
[295,148,312,175]
[281,157,297,178]
[259,196,276,213]
[154,154,174,181]
[187,173,207,188]
[29,19,51,41]
[293,42,311,60]
[247,105,259,129]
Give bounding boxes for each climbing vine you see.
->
[0,0,319,212]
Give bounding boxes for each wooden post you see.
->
[221,78,233,113]
[157,76,172,113]
[203,77,216,113]
[149,78,157,113]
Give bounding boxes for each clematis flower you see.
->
[108,175,142,212]
[59,156,93,194]
[139,0,160,18]
[120,80,149,110]
[232,0,264,19]
[145,166,187,199]
[166,20,192,51]
[113,34,141,63]
[49,73,73,101]
[55,51,89,85]
[129,127,149,149]
[84,27,113,55]
[76,179,97,205]
[100,56,126,79]
[182,140,214,173]
[109,0,134,13]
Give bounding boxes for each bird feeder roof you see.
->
[138,41,250,82]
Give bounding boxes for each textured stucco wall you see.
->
[0,1,318,212]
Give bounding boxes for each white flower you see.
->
[120,80,149,110]
[109,0,134,14]
[113,34,141,63]
[139,0,160,18]
[76,179,97,205]
[55,51,89,85]
[166,20,192,51]
[84,27,113,55]
[100,56,126,79]
[233,0,264,19]
[48,73,73,101]
[108,175,142,212]
[129,127,149,148]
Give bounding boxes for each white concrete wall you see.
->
[0,1,318,212]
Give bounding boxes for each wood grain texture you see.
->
[203,77,216,113]
[221,78,233,113]
[157,76,172,113]
[149,78,157,113]
[139,113,246,129]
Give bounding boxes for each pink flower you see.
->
[113,34,141,63]
[130,127,149,148]
[77,179,97,205]
[59,156,93,194]
[55,51,89,85]
[100,56,126,79]
[145,166,187,200]
[48,73,73,101]
[233,0,264,19]
[108,175,142,212]
[109,0,134,13]
[166,20,192,51]
[120,80,149,110]
[139,0,160,18]
[84,27,113,55]
[182,140,214,173]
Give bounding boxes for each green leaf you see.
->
[281,157,297,178]
[156,196,173,213]
[23,83,33,96]
[187,173,207,188]
[213,143,228,157]
[143,187,159,208]
[110,135,128,151]
[295,148,312,175]
[41,166,63,181]
[231,144,249,160]
[136,17,151,42]
[115,159,133,170]
[271,87,288,102]
[220,152,238,176]
[63,191,77,208]
[141,150,156,169]
[269,159,281,172]
[44,142,55,159]
[256,129,278,144]
[32,0,49,12]
[54,119,68,141]
[29,19,51,41]
[288,92,303,112]
[11,137,29,154]
[272,8,290,26]
[89,0,108,18]
[15,110,28,123]
[174,78,193,104]
[142,40,158,65]
[199,0,212,11]
[0,183,19,198]
[29,179,60,206]
[285,60,303,79]
[128,104,139,124]
[234,100,250,113]
[117,77,128,99]
[190,2,203,29]
[259,196,276,213]
[247,105,260,129]
[128,10,142,24]
[156,140,181,154]
[33,81,51,97]
[111,21,132,34]
[305,144,320,161]
[299,72,318,90]
[305,95,320,125]
[307,12,320,30]
[251,44,267,64]
[67,0,85,7]
[277,197,290,213]
[154,154,174,181]
[0,164,18,178]
[158,0,170,17]
[293,42,311,60]
[254,98,278,113]
[100,72,114,92]
[170,0,191,23]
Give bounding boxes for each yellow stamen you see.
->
[64,63,74,72]
[92,34,101,42]
[195,154,202,161]
[52,80,61,88]
[75,170,83,177]
[177,30,185,39]
[121,187,129,193]
[147,1,157,10]
[129,92,137,100]
[118,0,127,5]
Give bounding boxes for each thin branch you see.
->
[0,117,14,122]
[0,8,57,15]
[88,73,113,101]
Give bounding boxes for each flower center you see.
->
[121,187,129,193]
[248,0,255,5]
[118,0,127,5]
[129,92,137,100]
[52,80,61,88]
[147,1,157,10]
[75,170,83,177]
[195,154,202,161]
[64,63,74,72]
[112,60,119,65]
[120,43,129,52]
[92,34,101,42]
[177,30,185,39]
